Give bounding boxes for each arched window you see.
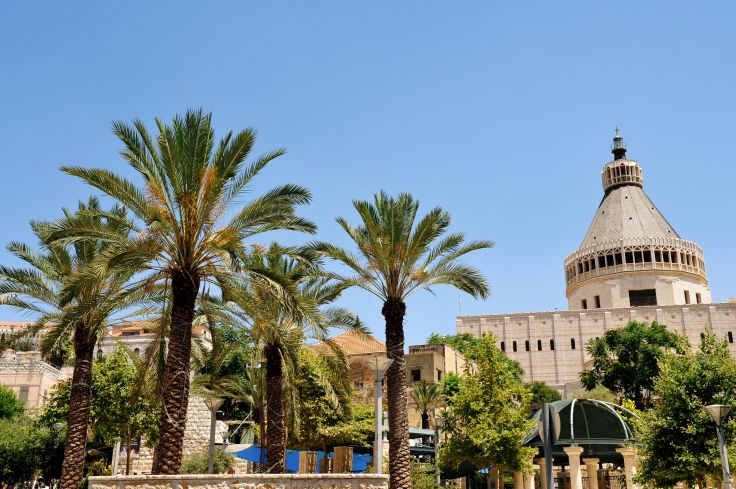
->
[537,340,542,351]
[729,332,734,344]
[134,348,140,356]
[525,340,530,352]
[512,341,517,352]
[550,339,555,351]
[571,338,576,350]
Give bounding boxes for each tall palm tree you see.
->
[60,109,315,473]
[220,246,364,472]
[410,380,444,430]
[0,198,151,489]
[314,191,491,489]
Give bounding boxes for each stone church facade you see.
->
[456,131,736,391]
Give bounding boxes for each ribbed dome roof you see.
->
[580,183,680,248]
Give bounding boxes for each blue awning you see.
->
[232,445,373,473]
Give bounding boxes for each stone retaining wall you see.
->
[88,474,389,489]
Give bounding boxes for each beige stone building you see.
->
[0,351,67,411]
[457,131,736,391]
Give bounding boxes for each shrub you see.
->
[180,447,235,474]
[0,384,25,419]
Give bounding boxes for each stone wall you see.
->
[128,396,228,474]
[89,474,389,489]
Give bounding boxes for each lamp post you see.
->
[373,356,393,474]
[205,396,225,474]
[706,404,733,489]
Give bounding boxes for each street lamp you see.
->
[372,356,393,474]
[705,404,733,489]
[205,396,225,474]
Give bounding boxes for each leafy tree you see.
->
[316,191,491,489]
[0,417,62,484]
[637,329,736,489]
[217,246,363,472]
[427,333,482,357]
[180,447,235,474]
[0,198,149,489]
[528,381,561,406]
[62,109,315,474]
[580,320,686,409]
[440,334,535,473]
[439,373,461,404]
[410,381,444,429]
[411,458,440,489]
[0,384,25,419]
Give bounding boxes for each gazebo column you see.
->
[563,446,584,489]
[524,468,536,489]
[513,471,524,489]
[582,458,600,489]
[536,457,547,489]
[616,447,639,489]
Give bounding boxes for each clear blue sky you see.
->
[1,2,735,347]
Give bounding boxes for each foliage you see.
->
[410,381,444,429]
[0,384,25,419]
[427,333,482,357]
[411,459,440,489]
[440,334,535,471]
[637,329,736,489]
[0,416,62,484]
[573,385,618,404]
[180,448,235,474]
[39,346,159,445]
[528,381,561,406]
[439,373,461,404]
[579,320,686,409]
[12,339,34,351]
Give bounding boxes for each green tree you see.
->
[579,320,686,409]
[439,373,461,404]
[62,109,315,474]
[427,333,482,357]
[0,198,148,489]
[637,329,736,489]
[219,246,363,472]
[410,381,444,429]
[316,191,491,489]
[440,334,535,473]
[528,381,561,406]
[0,384,25,419]
[0,417,62,484]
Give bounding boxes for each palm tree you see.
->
[220,246,364,472]
[314,191,491,489]
[410,380,444,430]
[0,198,151,489]
[60,109,315,473]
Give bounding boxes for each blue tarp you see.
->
[232,445,373,473]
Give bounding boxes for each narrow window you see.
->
[97,349,103,360]
[700,332,706,343]
[550,339,555,350]
[19,386,29,406]
[594,295,601,309]
[500,341,505,352]
[537,340,542,351]
[512,341,518,352]
[696,293,702,304]
[133,348,140,356]
[729,332,734,344]
[571,338,576,350]
[581,299,588,310]
[684,290,691,304]
[411,369,421,382]
[437,369,443,381]
[525,340,530,352]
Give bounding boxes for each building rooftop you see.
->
[311,331,386,356]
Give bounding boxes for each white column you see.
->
[564,446,584,489]
[616,447,639,489]
[490,468,501,489]
[537,457,547,489]
[583,458,599,489]
[525,469,536,489]
[514,471,524,489]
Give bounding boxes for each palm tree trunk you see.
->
[421,412,429,430]
[383,298,412,489]
[59,326,95,489]
[265,344,285,473]
[125,429,132,475]
[151,270,200,474]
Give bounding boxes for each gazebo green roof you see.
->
[524,399,637,465]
